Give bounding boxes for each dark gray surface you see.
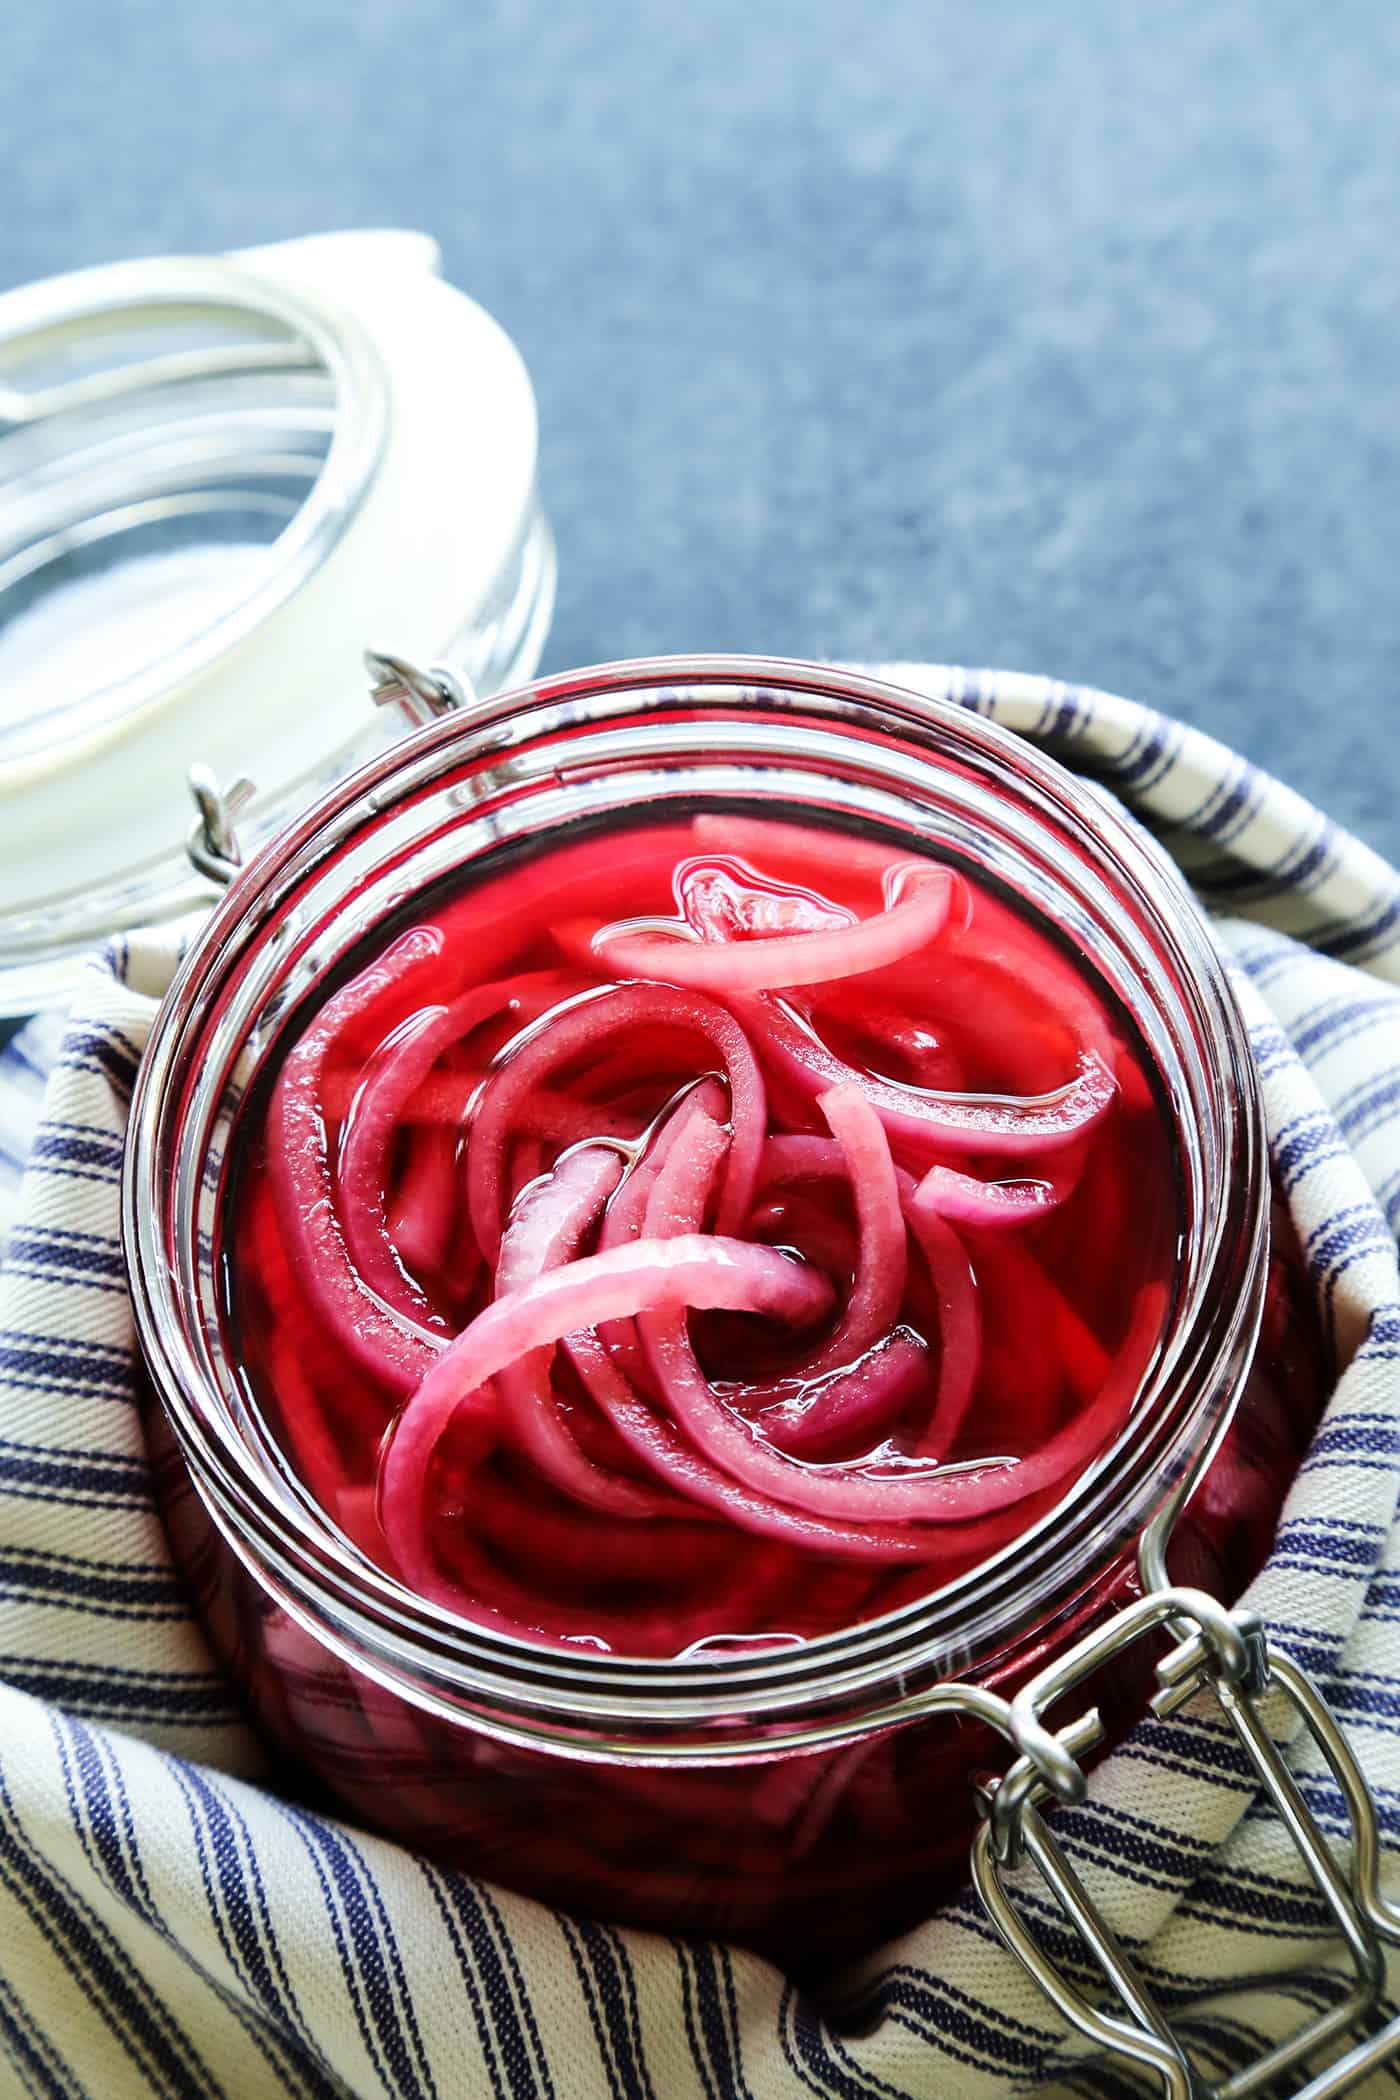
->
[6,0,1399,858]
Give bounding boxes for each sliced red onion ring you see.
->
[466,983,766,1260]
[563,1325,939,1561]
[267,930,451,1393]
[751,1133,983,1460]
[378,1229,833,1587]
[639,1111,1123,1525]
[336,981,536,1329]
[899,1186,982,1459]
[688,812,914,887]
[385,1124,459,1282]
[676,855,855,942]
[587,866,953,993]
[759,1330,931,1457]
[495,1147,678,1518]
[912,1163,1068,1230]
[745,993,1118,1159]
[759,1088,904,1373]
[723,1084,917,1443]
[594,1081,728,1390]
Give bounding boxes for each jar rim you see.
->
[124,653,1269,1754]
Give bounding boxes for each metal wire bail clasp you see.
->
[970,1586,1400,2098]
[365,647,478,727]
[186,766,255,889]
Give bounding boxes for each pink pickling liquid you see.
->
[220,812,1183,1657]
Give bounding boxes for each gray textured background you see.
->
[6,0,1399,857]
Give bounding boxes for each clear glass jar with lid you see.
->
[125,655,1342,2009]
[0,230,554,1014]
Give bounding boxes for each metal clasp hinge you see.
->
[186,765,255,889]
[364,647,478,727]
[180,645,480,890]
[971,1587,1400,2098]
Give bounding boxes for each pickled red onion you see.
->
[759,1330,931,1457]
[466,983,767,1261]
[724,1084,913,1440]
[746,994,1118,1159]
[637,1110,1106,1526]
[751,1133,983,1459]
[336,981,532,1326]
[267,929,450,1392]
[588,866,953,992]
[494,1147,675,1518]
[562,1323,940,1561]
[378,1230,833,1570]
[237,808,1173,1656]
[912,1163,1067,1230]
[385,1125,459,1283]
[900,1191,981,1458]
[688,812,913,887]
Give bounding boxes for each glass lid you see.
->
[0,231,555,1017]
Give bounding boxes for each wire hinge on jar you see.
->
[182,648,483,890]
[364,647,479,728]
[186,766,256,889]
[966,1584,1400,2098]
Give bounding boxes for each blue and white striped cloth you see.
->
[2,665,1399,2100]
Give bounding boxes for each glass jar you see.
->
[124,655,1328,1972]
[0,232,554,1015]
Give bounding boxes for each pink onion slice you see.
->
[385,1124,460,1282]
[755,1134,847,1187]
[638,1116,1114,1525]
[859,939,1119,1102]
[746,993,1119,1159]
[338,970,579,1239]
[748,1199,859,1289]
[677,856,855,942]
[724,1084,913,1436]
[759,1329,931,1457]
[336,982,530,1328]
[506,1139,545,1205]
[378,1229,833,1576]
[594,1081,728,1390]
[899,1182,982,1459]
[267,929,450,1393]
[688,812,913,887]
[750,1134,983,1460]
[636,1126,964,1522]
[562,1326,938,1561]
[587,865,954,993]
[494,1147,677,1518]
[765,1087,903,1373]
[466,983,766,1260]
[806,990,967,1093]
[912,1163,1068,1231]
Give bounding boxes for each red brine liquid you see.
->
[222,811,1182,1657]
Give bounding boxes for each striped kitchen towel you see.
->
[1,664,1398,2100]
